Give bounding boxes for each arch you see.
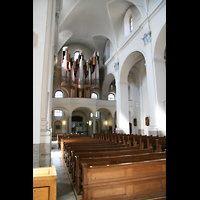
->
[108,93,115,101]
[91,89,100,99]
[92,34,115,52]
[60,86,69,97]
[72,105,96,113]
[91,92,98,99]
[54,90,63,98]
[101,73,115,99]
[124,5,142,38]
[97,108,112,118]
[120,50,146,83]
[153,22,166,60]
[104,39,110,62]
[124,8,132,38]
[153,21,166,60]
[153,21,166,135]
[72,116,83,122]
[52,106,69,117]
[53,120,62,137]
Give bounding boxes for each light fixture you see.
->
[62,120,66,125]
[89,121,92,126]
[105,121,107,125]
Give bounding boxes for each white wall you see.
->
[33,0,49,144]
[103,0,166,135]
[67,44,93,61]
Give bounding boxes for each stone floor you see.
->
[51,141,76,200]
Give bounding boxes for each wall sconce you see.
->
[62,120,66,125]
[105,121,107,125]
[89,121,92,126]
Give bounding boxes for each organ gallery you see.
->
[61,47,100,98]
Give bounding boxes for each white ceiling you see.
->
[58,0,146,53]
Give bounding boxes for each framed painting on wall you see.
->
[145,117,149,126]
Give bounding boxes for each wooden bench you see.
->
[66,145,137,168]
[75,152,166,194]
[96,134,166,152]
[82,159,166,200]
[63,143,129,164]
[70,148,153,182]
[147,138,166,152]
[67,146,139,177]
[33,165,57,200]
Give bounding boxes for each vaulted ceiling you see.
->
[58,0,147,54]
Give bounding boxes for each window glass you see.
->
[55,90,63,98]
[108,93,115,101]
[74,51,80,61]
[54,110,63,118]
[91,93,98,99]
[130,17,133,32]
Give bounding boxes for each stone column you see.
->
[112,116,115,133]
[93,116,96,134]
[68,115,72,134]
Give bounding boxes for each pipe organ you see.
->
[61,47,99,98]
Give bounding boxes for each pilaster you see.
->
[142,30,158,136]
[116,80,129,134]
[93,116,96,133]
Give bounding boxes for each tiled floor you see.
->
[51,141,76,200]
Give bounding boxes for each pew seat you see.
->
[82,159,166,200]
[33,165,57,200]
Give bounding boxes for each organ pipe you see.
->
[61,48,100,92]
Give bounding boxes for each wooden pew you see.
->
[147,138,166,152]
[82,159,166,200]
[70,148,153,181]
[75,152,166,194]
[68,146,139,177]
[66,145,134,163]
[33,165,57,200]
[63,143,129,164]
[56,133,63,149]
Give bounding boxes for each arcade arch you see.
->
[117,50,148,135]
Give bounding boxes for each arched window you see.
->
[91,92,98,99]
[54,110,63,118]
[74,51,80,61]
[90,111,100,119]
[108,93,115,101]
[130,16,133,32]
[124,8,132,38]
[55,90,63,98]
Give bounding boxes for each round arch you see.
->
[120,50,146,83]
[52,106,69,117]
[71,106,94,115]
[101,73,115,100]
[153,22,166,60]
[60,86,69,97]
[153,21,166,136]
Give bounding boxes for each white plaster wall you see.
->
[33,0,48,144]
[66,44,93,61]
[102,0,166,135]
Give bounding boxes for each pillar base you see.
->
[116,128,129,134]
[33,144,39,168]
[39,143,51,167]
[148,126,158,136]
